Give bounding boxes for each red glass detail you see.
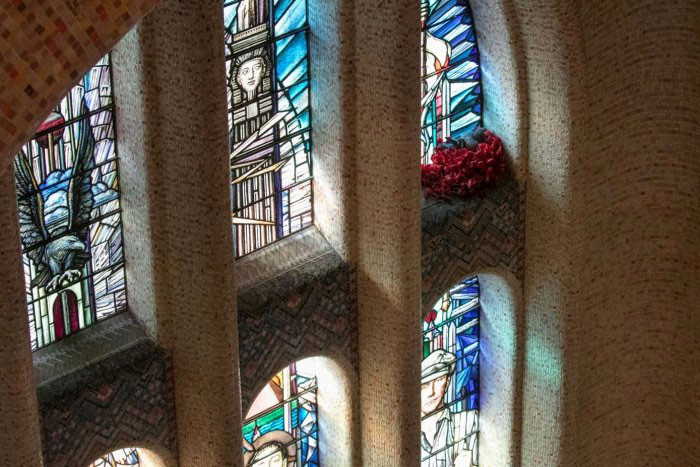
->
[52,295,65,341]
[434,55,450,74]
[52,290,80,341]
[67,291,80,333]
[36,111,65,148]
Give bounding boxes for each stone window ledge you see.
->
[33,227,340,384]
[33,311,149,388]
[235,226,344,316]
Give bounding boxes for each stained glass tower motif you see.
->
[421,277,479,466]
[14,55,127,351]
[224,0,313,257]
[243,362,319,466]
[421,0,481,164]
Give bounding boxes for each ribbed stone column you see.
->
[112,0,243,465]
[353,0,422,464]
[515,1,586,464]
[0,168,44,466]
[516,1,700,465]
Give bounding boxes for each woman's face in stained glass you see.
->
[237,57,265,94]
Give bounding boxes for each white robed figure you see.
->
[421,0,453,162]
[421,349,478,467]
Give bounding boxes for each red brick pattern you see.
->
[0,1,162,169]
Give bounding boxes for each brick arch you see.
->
[0,0,164,171]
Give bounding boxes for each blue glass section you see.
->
[275,31,310,134]
[421,0,481,163]
[422,276,479,465]
[225,0,313,257]
[223,4,238,33]
[275,0,307,35]
[276,32,308,82]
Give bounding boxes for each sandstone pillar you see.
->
[112,0,243,464]
[0,168,44,466]
[353,0,422,464]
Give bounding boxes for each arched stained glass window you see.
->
[89,447,140,466]
[421,0,481,163]
[14,55,127,351]
[224,0,313,257]
[422,277,479,466]
[243,362,319,466]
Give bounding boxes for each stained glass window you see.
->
[14,55,127,351]
[422,276,479,466]
[89,448,140,467]
[243,362,319,466]
[421,0,481,163]
[224,0,313,257]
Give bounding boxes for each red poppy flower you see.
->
[421,130,506,199]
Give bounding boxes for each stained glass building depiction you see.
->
[421,0,482,163]
[89,448,140,467]
[14,55,127,351]
[243,362,319,466]
[224,0,313,257]
[421,276,479,466]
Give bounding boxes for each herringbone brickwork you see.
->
[421,174,523,313]
[38,342,177,467]
[35,178,521,462]
[238,258,357,411]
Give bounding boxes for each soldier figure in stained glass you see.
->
[421,350,477,467]
[227,0,281,253]
[422,277,480,466]
[242,363,318,466]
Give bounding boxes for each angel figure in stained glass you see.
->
[231,47,272,121]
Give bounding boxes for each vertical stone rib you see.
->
[515,1,588,464]
[354,0,422,464]
[113,0,243,464]
[0,168,44,466]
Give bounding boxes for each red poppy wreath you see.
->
[421,128,507,199]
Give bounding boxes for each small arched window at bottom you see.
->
[89,447,140,466]
[422,276,479,466]
[244,362,320,466]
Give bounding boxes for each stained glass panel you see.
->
[421,0,481,163]
[422,276,479,466]
[89,448,140,467]
[224,0,313,257]
[14,55,127,351]
[243,362,319,466]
